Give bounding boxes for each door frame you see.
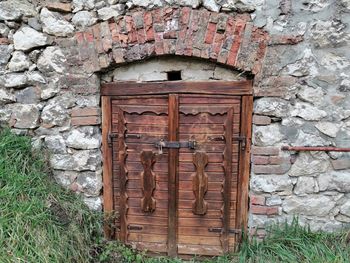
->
[101,80,253,252]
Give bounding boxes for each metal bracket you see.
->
[208,227,241,234]
[127,225,143,231]
[107,133,118,147]
[233,136,246,151]
[154,139,197,150]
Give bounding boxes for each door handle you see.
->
[154,139,197,150]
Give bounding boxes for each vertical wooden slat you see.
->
[221,107,233,253]
[168,94,179,257]
[102,96,113,238]
[118,107,128,243]
[236,96,253,242]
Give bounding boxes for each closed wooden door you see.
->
[102,81,253,257]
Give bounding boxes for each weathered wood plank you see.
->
[102,81,253,96]
[102,96,114,239]
[168,94,179,257]
[236,95,253,245]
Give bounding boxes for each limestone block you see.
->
[340,200,350,217]
[1,73,28,88]
[203,0,221,12]
[83,196,102,211]
[40,8,75,37]
[37,47,67,74]
[53,170,78,187]
[253,124,283,146]
[72,11,97,28]
[50,150,101,171]
[315,122,340,138]
[66,127,101,150]
[72,0,96,12]
[254,98,290,118]
[291,102,327,121]
[0,0,37,21]
[289,152,329,177]
[294,176,319,195]
[0,44,13,65]
[297,86,325,105]
[15,86,41,104]
[76,170,102,196]
[97,5,125,21]
[250,174,293,194]
[282,195,336,216]
[45,135,67,154]
[0,89,16,105]
[10,104,40,129]
[318,171,350,192]
[13,27,49,51]
[311,20,350,48]
[8,51,31,72]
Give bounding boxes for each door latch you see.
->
[154,139,197,153]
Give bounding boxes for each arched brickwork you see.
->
[75,7,268,75]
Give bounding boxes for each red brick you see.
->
[136,28,146,44]
[175,7,191,55]
[83,31,94,42]
[251,205,279,215]
[204,22,217,44]
[109,22,120,43]
[75,32,84,44]
[269,156,290,165]
[227,20,246,66]
[45,2,71,12]
[144,12,154,42]
[253,115,271,125]
[112,48,126,63]
[253,33,268,74]
[71,116,101,126]
[250,195,265,205]
[152,8,163,24]
[252,146,279,156]
[252,155,269,165]
[154,41,164,55]
[269,34,303,45]
[253,164,290,175]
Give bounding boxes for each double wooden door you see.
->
[102,81,252,257]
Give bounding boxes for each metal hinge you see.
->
[208,227,241,234]
[107,133,118,147]
[233,136,246,151]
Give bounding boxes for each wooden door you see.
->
[101,81,253,257]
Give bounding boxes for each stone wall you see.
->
[0,0,349,233]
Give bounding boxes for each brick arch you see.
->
[75,7,268,75]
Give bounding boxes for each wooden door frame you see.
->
[101,81,253,251]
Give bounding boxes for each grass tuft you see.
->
[0,129,102,263]
[239,218,350,263]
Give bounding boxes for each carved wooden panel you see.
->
[108,87,250,258]
[140,151,156,213]
[192,151,209,215]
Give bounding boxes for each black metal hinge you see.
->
[233,136,246,151]
[107,133,118,147]
[208,227,241,234]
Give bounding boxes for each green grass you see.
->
[1,128,349,263]
[239,219,350,263]
[0,128,102,262]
